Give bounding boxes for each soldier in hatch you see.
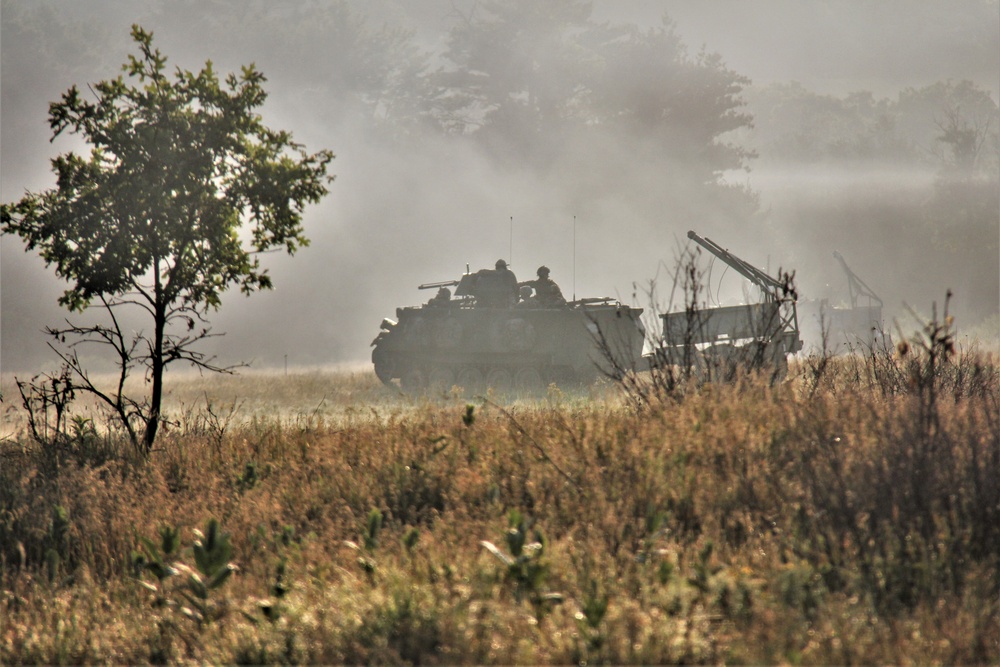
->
[471,259,518,307]
[516,285,534,306]
[519,265,566,306]
[427,286,452,306]
[494,259,517,304]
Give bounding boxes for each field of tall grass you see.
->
[1,332,998,664]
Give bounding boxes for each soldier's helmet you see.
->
[537,265,550,277]
[496,259,508,270]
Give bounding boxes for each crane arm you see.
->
[832,250,882,308]
[686,230,786,299]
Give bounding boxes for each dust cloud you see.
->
[2,0,997,374]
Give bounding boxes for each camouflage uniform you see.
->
[519,266,566,306]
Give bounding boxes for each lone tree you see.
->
[1,26,333,455]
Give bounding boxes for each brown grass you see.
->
[1,351,998,664]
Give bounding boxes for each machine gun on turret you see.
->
[418,279,461,291]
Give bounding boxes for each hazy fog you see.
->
[2,0,998,374]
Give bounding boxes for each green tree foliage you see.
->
[744,83,915,164]
[924,87,1000,312]
[745,79,999,168]
[584,21,755,181]
[429,0,755,183]
[897,80,999,170]
[1,25,333,455]
[432,1,593,140]
[148,0,434,132]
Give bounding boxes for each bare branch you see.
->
[484,398,580,490]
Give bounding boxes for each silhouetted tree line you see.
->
[744,80,999,172]
[4,0,758,218]
[8,0,996,178]
[6,0,998,311]
[748,79,998,305]
[131,0,755,200]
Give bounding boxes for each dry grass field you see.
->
[1,336,998,664]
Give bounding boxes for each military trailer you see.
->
[653,230,803,381]
[798,250,889,353]
[371,266,645,393]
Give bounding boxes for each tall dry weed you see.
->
[2,356,998,663]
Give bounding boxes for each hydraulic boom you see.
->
[686,230,788,301]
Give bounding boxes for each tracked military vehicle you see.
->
[371,265,645,393]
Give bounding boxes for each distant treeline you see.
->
[745,80,998,171]
[7,1,996,175]
[5,0,998,324]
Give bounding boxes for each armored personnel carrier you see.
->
[371,265,645,393]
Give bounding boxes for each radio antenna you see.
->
[572,215,577,302]
[509,216,513,268]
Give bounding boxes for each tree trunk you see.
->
[144,276,166,454]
